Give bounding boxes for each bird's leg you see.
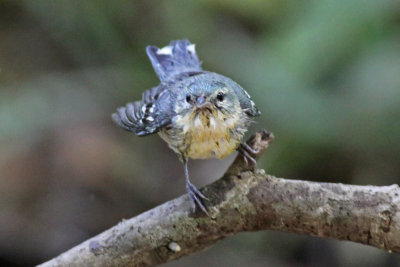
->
[183,158,209,215]
[237,142,259,165]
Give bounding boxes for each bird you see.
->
[112,39,260,214]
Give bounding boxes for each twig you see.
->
[38,130,400,267]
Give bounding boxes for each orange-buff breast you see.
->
[186,112,240,159]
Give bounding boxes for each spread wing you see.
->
[112,86,172,136]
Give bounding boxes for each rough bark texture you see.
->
[39,131,400,267]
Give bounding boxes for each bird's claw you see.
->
[238,143,258,166]
[186,181,209,215]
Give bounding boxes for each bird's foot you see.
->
[237,142,259,166]
[186,181,209,215]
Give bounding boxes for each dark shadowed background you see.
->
[1,1,400,266]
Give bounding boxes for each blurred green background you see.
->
[1,0,400,266]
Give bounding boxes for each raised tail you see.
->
[146,39,203,83]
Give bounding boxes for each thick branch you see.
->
[39,131,400,267]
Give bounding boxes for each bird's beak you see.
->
[196,96,206,107]
[196,96,212,111]
[194,96,214,117]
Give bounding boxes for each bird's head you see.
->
[175,78,241,121]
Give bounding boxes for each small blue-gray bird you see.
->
[112,39,260,214]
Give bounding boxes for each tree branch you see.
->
[39,130,400,267]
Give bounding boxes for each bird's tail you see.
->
[146,39,203,83]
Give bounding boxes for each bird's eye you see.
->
[186,94,192,103]
[217,92,224,102]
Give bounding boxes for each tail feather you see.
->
[146,39,203,82]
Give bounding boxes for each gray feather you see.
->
[202,72,261,118]
[146,39,203,83]
[112,86,172,136]
[112,39,259,137]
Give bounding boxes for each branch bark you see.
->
[39,130,400,267]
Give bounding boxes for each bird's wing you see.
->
[112,86,172,136]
